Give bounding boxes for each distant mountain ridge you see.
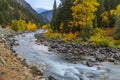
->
[0,0,47,25]
[40,10,53,22]
[16,0,48,23]
[35,8,48,13]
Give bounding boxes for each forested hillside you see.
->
[0,0,46,26]
[43,0,120,48]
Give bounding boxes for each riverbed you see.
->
[13,30,120,80]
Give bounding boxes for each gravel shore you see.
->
[34,33,120,66]
[0,28,45,80]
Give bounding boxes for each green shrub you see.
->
[114,40,120,48]
[80,25,93,40]
[113,16,120,40]
[113,5,120,40]
[89,28,116,48]
[1,24,6,28]
[11,20,18,31]
[98,40,109,47]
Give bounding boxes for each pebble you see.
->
[97,64,103,70]
[96,54,106,61]
[0,57,6,65]
[86,59,94,67]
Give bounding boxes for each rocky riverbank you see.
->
[0,28,45,80]
[34,33,120,66]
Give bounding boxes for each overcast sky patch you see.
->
[25,0,60,10]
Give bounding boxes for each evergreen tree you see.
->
[51,0,57,31]
[52,0,73,32]
[96,0,120,28]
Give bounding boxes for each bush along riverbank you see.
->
[0,28,45,80]
[34,33,120,66]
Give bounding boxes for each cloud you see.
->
[25,0,60,10]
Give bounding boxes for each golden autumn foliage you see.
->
[104,28,114,36]
[27,21,37,31]
[71,0,100,28]
[89,28,109,47]
[42,24,50,29]
[115,4,120,16]
[89,28,120,48]
[44,29,62,39]
[44,28,80,42]
[11,19,37,31]
[17,19,27,31]
[61,32,78,42]
[100,10,115,26]
[44,3,120,49]
[11,19,27,31]
[44,24,120,48]
[60,22,64,30]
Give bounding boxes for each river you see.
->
[13,30,120,80]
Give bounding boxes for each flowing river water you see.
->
[13,30,120,80]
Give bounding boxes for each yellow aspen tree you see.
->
[71,0,100,28]
[27,21,37,31]
[17,19,27,31]
[100,9,115,27]
[27,21,32,30]
[115,4,120,16]
[32,23,37,31]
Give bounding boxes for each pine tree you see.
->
[52,0,73,32]
[96,0,120,28]
[51,0,57,31]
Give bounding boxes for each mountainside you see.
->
[40,10,53,22]
[35,8,48,13]
[0,0,47,25]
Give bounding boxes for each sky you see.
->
[25,0,60,10]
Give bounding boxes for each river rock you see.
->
[113,53,120,60]
[48,76,56,80]
[96,54,106,61]
[48,48,53,52]
[86,59,94,67]
[15,54,22,60]
[107,58,115,62]
[34,32,120,64]
[30,66,43,77]
[21,58,28,66]
[97,64,103,70]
